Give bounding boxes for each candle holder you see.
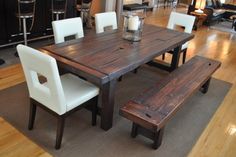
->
[122,14,145,42]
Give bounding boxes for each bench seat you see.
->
[120,56,221,149]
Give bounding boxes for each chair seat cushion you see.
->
[60,73,99,111]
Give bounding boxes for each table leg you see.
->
[100,79,117,131]
[170,46,181,71]
[147,45,182,72]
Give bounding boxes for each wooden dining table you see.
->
[40,24,194,131]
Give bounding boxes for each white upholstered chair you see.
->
[52,17,84,44]
[162,12,195,64]
[17,44,99,149]
[95,12,118,34]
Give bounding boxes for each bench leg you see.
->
[201,78,211,94]
[130,123,165,149]
[153,127,165,149]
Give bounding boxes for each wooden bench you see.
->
[119,56,221,149]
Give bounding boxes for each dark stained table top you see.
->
[41,24,194,84]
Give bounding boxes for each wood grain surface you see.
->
[120,56,221,131]
[42,24,194,81]
[0,117,52,157]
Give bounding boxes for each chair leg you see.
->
[92,96,98,126]
[55,116,65,149]
[28,99,37,130]
[133,66,140,74]
[118,76,123,82]
[182,49,187,64]
[131,123,138,138]
[162,53,165,60]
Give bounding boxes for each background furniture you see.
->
[52,17,84,44]
[123,0,147,13]
[123,0,154,11]
[194,0,206,13]
[163,0,178,8]
[162,12,195,64]
[16,0,36,46]
[0,0,77,48]
[188,0,236,25]
[76,0,93,28]
[204,0,225,25]
[41,24,194,131]
[52,0,67,21]
[230,14,236,30]
[95,12,117,33]
[17,44,99,149]
[190,11,207,30]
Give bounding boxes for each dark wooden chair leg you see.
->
[118,76,123,82]
[162,53,165,60]
[92,96,98,126]
[201,78,211,94]
[131,123,138,138]
[133,66,140,74]
[153,127,165,149]
[182,49,187,64]
[28,98,37,130]
[55,116,65,149]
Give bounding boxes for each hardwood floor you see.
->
[0,117,51,157]
[0,6,235,157]
[0,64,25,90]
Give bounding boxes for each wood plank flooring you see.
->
[0,117,52,157]
[0,6,235,157]
[0,64,25,90]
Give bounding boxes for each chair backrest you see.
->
[52,0,67,11]
[17,0,36,31]
[123,0,143,5]
[52,17,84,44]
[167,12,195,49]
[18,0,36,14]
[17,44,67,115]
[95,12,118,34]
